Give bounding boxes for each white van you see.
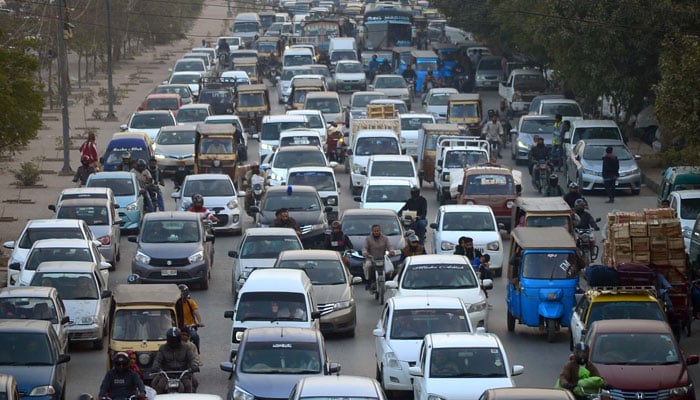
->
[283,47,314,69]
[224,268,320,357]
[329,37,358,67]
[232,13,262,47]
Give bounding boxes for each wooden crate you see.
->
[632,237,650,252]
[667,237,685,250]
[650,251,669,263]
[660,219,683,237]
[629,221,648,237]
[632,251,651,264]
[610,223,630,239]
[647,220,663,237]
[366,104,395,119]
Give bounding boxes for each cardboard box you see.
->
[629,221,648,237]
[610,223,630,239]
[667,237,685,250]
[631,237,650,252]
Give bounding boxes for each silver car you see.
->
[565,139,641,194]
[510,115,556,164]
[291,376,386,400]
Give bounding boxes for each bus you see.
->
[363,2,412,51]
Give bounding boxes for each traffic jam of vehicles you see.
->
[1,1,699,400]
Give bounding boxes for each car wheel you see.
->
[631,188,641,195]
[568,328,574,351]
[201,270,210,290]
[116,248,121,262]
[93,336,104,350]
[507,311,515,332]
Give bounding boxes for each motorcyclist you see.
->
[99,352,146,400]
[244,163,267,213]
[272,207,301,236]
[361,224,399,290]
[496,100,513,144]
[400,233,426,260]
[324,221,354,253]
[186,193,219,223]
[422,69,437,92]
[398,187,428,245]
[120,152,132,172]
[368,54,379,81]
[151,327,199,394]
[574,199,599,231]
[402,64,417,81]
[325,122,343,162]
[132,159,154,213]
[563,182,584,208]
[378,58,392,74]
[73,155,96,186]
[543,174,564,197]
[175,284,205,353]
[173,160,190,190]
[454,236,483,266]
[218,38,230,66]
[557,342,605,399]
[481,113,504,159]
[148,158,165,211]
[529,136,550,185]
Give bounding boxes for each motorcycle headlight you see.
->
[188,250,204,263]
[79,315,99,325]
[125,201,139,211]
[135,251,151,264]
[227,199,238,209]
[385,351,401,369]
[486,241,499,251]
[333,300,353,311]
[468,300,487,313]
[327,196,337,206]
[233,386,255,400]
[441,241,455,251]
[29,386,56,397]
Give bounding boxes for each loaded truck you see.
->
[498,68,548,115]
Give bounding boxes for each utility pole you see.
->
[105,0,117,121]
[57,0,72,174]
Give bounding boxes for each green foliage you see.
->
[655,35,700,166]
[12,160,42,186]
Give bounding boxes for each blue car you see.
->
[0,320,70,400]
[86,171,144,231]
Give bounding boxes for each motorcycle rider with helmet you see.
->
[528,136,550,187]
[574,199,599,231]
[99,352,146,400]
[543,174,564,197]
[564,182,584,208]
[557,342,606,399]
[324,221,354,253]
[398,187,428,245]
[187,193,219,223]
[151,327,199,394]
[243,163,267,215]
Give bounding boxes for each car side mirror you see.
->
[127,236,138,243]
[575,155,580,161]
[224,310,234,319]
[61,316,70,324]
[99,262,111,270]
[498,222,505,230]
[634,154,641,160]
[329,161,338,168]
[351,276,363,285]
[205,234,215,242]
[457,184,463,193]
[368,84,374,90]
[311,311,321,320]
[171,191,181,199]
[481,279,494,290]
[353,196,361,202]
[220,361,234,372]
[408,366,422,377]
[101,289,112,298]
[328,362,341,375]
[8,262,20,271]
[385,280,398,289]
[228,250,239,258]
[686,355,699,365]
[48,205,56,212]
[119,124,128,131]
[429,222,438,229]
[372,328,384,337]
[252,134,259,140]
[58,354,71,364]
[346,149,353,155]
[512,365,525,376]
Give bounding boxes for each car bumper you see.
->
[580,172,642,192]
[119,209,142,230]
[211,210,242,233]
[319,305,356,334]
[350,172,367,189]
[132,260,209,284]
[336,81,366,92]
[156,156,195,170]
[510,101,529,113]
[475,79,500,89]
[468,307,488,330]
[382,360,414,391]
[66,323,102,342]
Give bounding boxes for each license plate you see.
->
[161,269,177,276]
[344,86,351,90]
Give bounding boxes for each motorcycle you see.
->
[325,122,346,164]
[401,211,426,244]
[247,178,265,223]
[575,228,599,268]
[533,159,551,193]
[150,370,195,394]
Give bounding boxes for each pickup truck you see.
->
[498,69,547,115]
[435,136,489,205]
[348,127,401,196]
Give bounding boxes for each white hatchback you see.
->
[172,174,242,234]
[355,178,413,213]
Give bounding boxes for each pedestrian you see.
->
[80,131,98,167]
[602,146,619,203]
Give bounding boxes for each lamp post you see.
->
[57,0,72,173]
[105,0,117,121]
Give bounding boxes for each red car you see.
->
[458,166,518,231]
[138,93,182,117]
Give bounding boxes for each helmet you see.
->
[331,220,341,229]
[166,327,181,348]
[191,193,204,207]
[112,351,129,367]
[568,182,579,190]
[136,159,147,171]
[549,174,558,186]
[178,284,190,297]
[410,187,420,195]
[574,198,586,209]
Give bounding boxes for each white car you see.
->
[164,71,204,98]
[279,129,323,148]
[264,145,333,186]
[334,60,366,92]
[366,155,419,188]
[373,296,475,396]
[175,104,212,125]
[369,75,410,110]
[287,167,340,221]
[668,190,700,252]
[277,66,312,103]
[153,124,197,171]
[422,88,458,119]
[18,239,110,287]
[430,205,504,276]
[409,332,524,400]
[172,174,242,234]
[121,110,177,141]
[399,113,436,158]
[386,254,492,329]
[355,178,413,213]
[287,109,327,141]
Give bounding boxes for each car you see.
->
[278,129,323,149]
[277,66,313,103]
[198,87,234,115]
[265,21,292,36]
[667,190,700,252]
[409,332,523,400]
[287,167,340,222]
[340,209,407,278]
[55,187,117,208]
[474,56,503,89]
[121,110,177,141]
[0,286,70,353]
[52,198,121,267]
[530,98,584,121]
[219,327,340,400]
[0,374,20,400]
[3,219,96,287]
[220,71,251,93]
[164,71,204,98]
[191,47,217,67]
[304,92,345,128]
[585,319,698,399]
[564,119,624,157]
[30,261,111,349]
[182,52,211,72]
[510,115,556,164]
[367,155,419,188]
[264,145,333,187]
[128,211,215,289]
[0,320,70,400]
[100,131,155,172]
[86,171,144,232]
[290,376,385,400]
[565,139,641,194]
[346,91,387,124]
[171,58,207,74]
[255,185,331,249]
[399,113,436,158]
[228,227,303,295]
[18,239,110,287]
[152,84,194,105]
[172,174,242,234]
[386,254,492,329]
[479,388,575,400]
[569,286,667,350]
[175,104,213,125]
[369,75,410,109]
[373,296,475,396]
[429,205,504,276]
[274,250,360,336]
[527,94,566,115]
[137,93,182,117]
[153,125,196,173]
[355,178,413,213]
[334,60,366,92]
[306,64,337,92]
[259,115,309,161]
[422,88,458,120]
[286,109,328,141]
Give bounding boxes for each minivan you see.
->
[232,13,262,47]
[283,47,315,69]
[224,268,321,356]
[100,131,155,171]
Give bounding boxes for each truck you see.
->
[434,135,489,205]
[498,68,548,115]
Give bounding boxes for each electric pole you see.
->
[57,0,72,174]
[105,0,117,121]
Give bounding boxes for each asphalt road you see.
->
[60,81,700,399]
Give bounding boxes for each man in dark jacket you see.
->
[100,352,146,400]
[324,221,354,253]
[399,187,428,244]
[602,146,619,203]
[152,327,199,393]
[454,236,482,263]
[272,208,301,236]
[563,182,584,208]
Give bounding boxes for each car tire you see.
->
[201,270,210,290]
[568,328,574,351]
[116,248,121,262]
[632,188,640,195]
[507,311,515,332]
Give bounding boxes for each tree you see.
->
[655,34,700,166]
[0,29,44,156]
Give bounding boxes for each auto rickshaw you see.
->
[232,57,261,84]
[416,123,461,187]
[506,227,580,342]
[288,77,325,110]
[107,284,181,379]
[194,123,239,180]
[430,42,458,86]
[391,46,415,75]
[409,49,439,94]
[235,84,270,135]
[511,197,574,234]
[447,93,482,136]
[229,49,259,71]
[413,16,429,50]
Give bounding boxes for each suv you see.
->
[220,327,340,400]
[128,211,215,289]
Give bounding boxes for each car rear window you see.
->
[18,228,85,249]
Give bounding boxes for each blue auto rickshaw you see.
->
[361,51,393,76]
[410,49,439,94]
[431,42,458,86]
[506,227,580,342]
[391,46,415,75]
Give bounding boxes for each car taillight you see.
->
[98,235,111,245]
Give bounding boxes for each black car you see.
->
[129,211,215,289]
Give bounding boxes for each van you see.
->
[283,47,314,69]
[100,131,155,171]
[658,166,700,206]
[329,37,357,67]
[232,13,262,47]
[259,115,308,160]
[224,268,321,357]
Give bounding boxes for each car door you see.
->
[568,141,584,183]
[375,304,390,371]
[570,295,590,346]
[431,209,444,253]
[52,292,70,353]
[109,201,121,257]
[413,342,427,400]
[47,327,68,397]
[94,270,110,335]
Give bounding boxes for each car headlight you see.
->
[466,200,475,205]
[518,140,528,149]
[138,352,151,366]
[583,168,600,176]
[125,201,139,211]
[442,172,450,181]
[670,385,693,396]
[486,241,499,251]
[261,143,274,151]
[333,300,353,311]
[476,76,485,81]
[29,386,56,396]
[188,250,204,263]
[619,168,639,177]
[468,300,487,313]
[233,385,255,400]
[506,200,514,209]
[327,196,337,206]
[352,164,364,174]
[441,241,455,251]
[97,235,111,245]
[154,153,166,160]
[385,351,401,369]
[135,251,151,264]
[79,315,99,325]
[427,395,447,400]
[227,199,238,210]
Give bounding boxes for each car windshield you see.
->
[282,69,307,80]
[337,62,363,73]
[88,178,135,196]
[131,113,175,129]
[330,51,357,62]
[305,98,341,113]
[428,94,451,106]
[153,86,191,99]
[588,301,666,327]
[366,184,411,203]
[238,92,266,108]
[390,308,470,340]
[157,129,196,145]
[276,259,346,285]
[374,76,406,89]
[56,205,109,226]
[18,228,85,249]
[111,309,176,341]
[415,61,437,71]
[402,264,478,289]
[200,138,233,154]
[103,148,149,166]
[449,103,478,118]
[572,127,620,145]
[401,117,433,131]
[341,216,401,236]
[263,193,321,212]
[273,150,326,168]
[521,251,578,279]
[30,272,98,300]
[146,98,179,110]
[285,54,314,67]
[355,137,400,156]
[239,340,320,374]
[541,103,581,117]
[0,333,54,365]
[140,220,200,243]
[352,94,384,109]
[525,215,570,230]
[680,198,700,220]
[233,22,259,33]
[591,333,679,365]
[444,150,488,168]
[464,174,514,195]
[521,119,556,135]
[183,179,235,197]
[25,246,94,271]
[262,121,308,141]
[236,292,308,323]
[370,161,414,178]
[478,57,501,70]
[583,145,632,161]
[298,114,322,129]
[241,236,302,258]
[173,61,204,72]
[288,172,335,191]
[512,74,546,91]
[429,347,506,378]
[0,297,59,324]
[442,212,494,231]
[170,74,201,85]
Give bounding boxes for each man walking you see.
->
[602,146,619,203]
